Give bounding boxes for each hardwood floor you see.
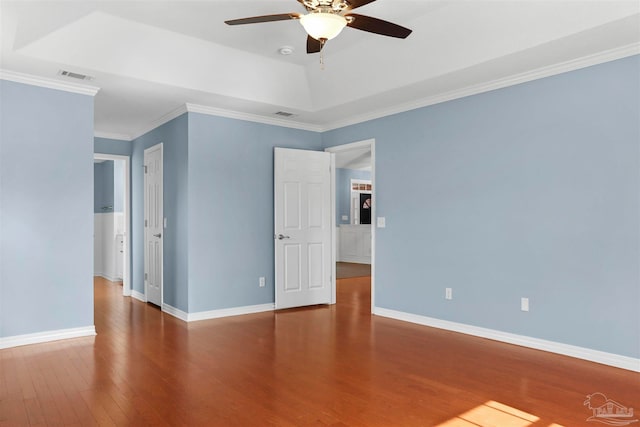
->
[1,277,638,426]
[336,262,371,279]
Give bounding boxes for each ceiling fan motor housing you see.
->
[303,0,350,12]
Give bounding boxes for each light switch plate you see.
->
[377,217,386,228]
[341,215,349,221]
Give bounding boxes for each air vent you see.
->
[58,70,94,81]
[274,111,296,118]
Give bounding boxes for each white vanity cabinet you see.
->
[338,224,372,264]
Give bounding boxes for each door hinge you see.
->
[144,273,148,280]
[144,165,148,173]
[145,219,148,227]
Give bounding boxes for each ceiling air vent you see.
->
[274,111,296,118]
[58,70,94,81]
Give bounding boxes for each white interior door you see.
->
[274,148,332,310]
[144,144,163,306]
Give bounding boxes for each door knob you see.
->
[276,234,290,240]
[153,233,162,238]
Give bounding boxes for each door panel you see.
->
[275,148,331,309]
[144,144,163,306]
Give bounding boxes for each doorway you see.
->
[93,153,131,296]
[144,143,163,307]
[326,139,375,311]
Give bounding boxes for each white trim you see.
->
[162,304,189,322]
[188,303,274,322]
[374,307,640,372]
[131,105,188,140]
[161,303,275,322]
[329,153,337,305]
[131,290,147,302]
[94,131,133,142]
[0,326,96,350]
[322,43,640,131]
[95,273,121,282]
[186,103,323,133]
[0,69,100,96]
[92,45,638,139]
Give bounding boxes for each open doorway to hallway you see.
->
[327,139,374,311]
[94,154,131,297]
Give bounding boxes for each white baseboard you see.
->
[338,256,371,264]
[162,304,188,321]
[0,326,96,350]
[95,273,121,282]
[131,290,146,302]
[188,303,274,322]
[161,303,274,322]
[374,307,640,372]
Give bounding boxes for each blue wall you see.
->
[113,160,124,213]
[322,55,640,358]
[187,114,322,312]
[129,113,321,313]
[94,137,132,156]
[336,168,371,224]
[93,160,124,213]
[131,114,189,310]
[0,80,94,337]
[94,161,114,213]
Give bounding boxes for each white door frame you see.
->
[325,139,376,311]
[93,153,132,297]
[144,143,163,306]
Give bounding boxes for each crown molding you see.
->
[321,43,640,132]
[130,104,188,140]
[94,131,133,141]
[0,69,100,96]
[185,103,323,133]
[95,44,639,138]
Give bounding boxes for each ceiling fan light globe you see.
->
[300,12,347,41]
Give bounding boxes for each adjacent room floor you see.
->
[1,275,637,426]
[336,261,371,279]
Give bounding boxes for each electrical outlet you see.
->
[259,277,266,288]
[445,288,452,300]
[521,297,529,312]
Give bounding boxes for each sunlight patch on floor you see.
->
[435,400,565,427]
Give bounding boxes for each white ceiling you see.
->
[1,0,639,140]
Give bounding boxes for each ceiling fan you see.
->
[225,0,412,54]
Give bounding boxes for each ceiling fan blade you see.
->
[346,13,412,38]
[345,0,377,11]
[225,13,300,25]
[307,35,324,54]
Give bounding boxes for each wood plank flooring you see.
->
[336,263,371,279]
[1,276,638,426]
